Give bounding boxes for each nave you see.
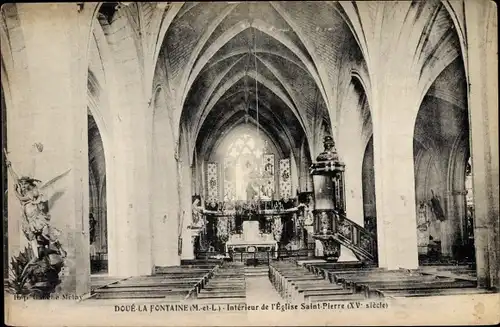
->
[1,4,497,318]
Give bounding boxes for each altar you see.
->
[225,221,278,258]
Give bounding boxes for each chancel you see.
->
[1,1,498,315]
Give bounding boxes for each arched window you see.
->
[226,134,264,159]
[223,134,269,201]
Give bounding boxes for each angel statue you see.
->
[4,149,70,296]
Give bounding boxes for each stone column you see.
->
[372,113,419,270]
[6,3,93,294]
[369,67,420,270]
[179,137,195,260]
[104,7,153,277]
[341,152,365,226]
[464,0,499,289]
[151,103,181,267]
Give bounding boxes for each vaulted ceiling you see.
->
[145,1,465,161]
[158,2,362,159]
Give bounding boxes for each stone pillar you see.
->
[372,113,419,270]
[179,138,195,260]
[151,102,181,267]
[6,3,92,294]
[464,0,499,289]
[105,8,153,277]
[342,154,365,226]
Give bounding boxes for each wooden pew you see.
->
[318,266,479,299]
[380,287,492,298]
[92,265,218,300]
[196,263,246,301]
[269,261,365,303]
[302,261,368,275]
[363,279,477,298]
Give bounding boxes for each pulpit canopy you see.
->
[310,136,345,177]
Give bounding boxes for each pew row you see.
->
[305,262,482,299]
[269,261,367,304]
[195,263,246,303]
[91,264,218,300]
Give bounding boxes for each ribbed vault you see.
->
[142,1,467,161]
[161,2,359,158]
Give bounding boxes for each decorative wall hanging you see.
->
[206,162,218,203]
[261,154,275,199]
[279,158,292,199]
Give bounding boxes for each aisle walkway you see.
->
[245,276,283,304]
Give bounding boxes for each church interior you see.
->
[1,1,498,306]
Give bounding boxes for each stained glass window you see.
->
[223,134,274,201]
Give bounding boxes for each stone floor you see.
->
[245,276,282,304]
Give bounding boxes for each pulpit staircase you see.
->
[330,213,377,263]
